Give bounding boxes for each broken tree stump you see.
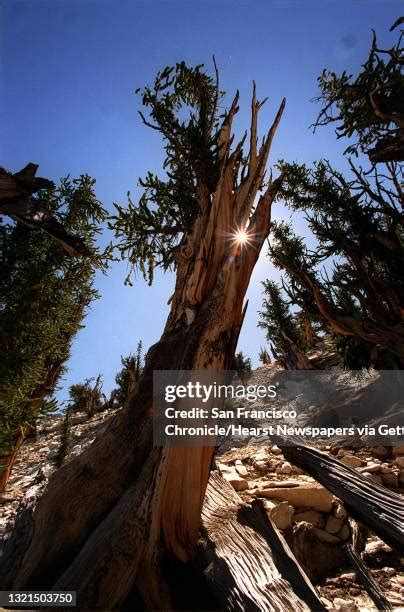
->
[200,471,325,611]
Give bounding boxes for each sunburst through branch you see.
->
[229,226,255,249]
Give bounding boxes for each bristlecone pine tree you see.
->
[261,22,404,370]
[0,175,107,491]
[53,405,73,469]
[114,340,143,407]
[258,279,313,369]
[258,346,271,365]
[68,375,104,419]
[268,156,403,369]
[233,350,252,383]
[312,20,404,163]
[2,62,285,608]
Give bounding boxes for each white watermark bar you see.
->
[0,591,76,607]
[153,370,404,446]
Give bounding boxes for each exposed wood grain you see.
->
[201,471,325,612]
[345,542,392,610]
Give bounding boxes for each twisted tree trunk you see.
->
[0,431,24,493]
[1,89,285,609]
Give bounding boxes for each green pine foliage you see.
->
[68,375,104,419]
[234,351,252,384]
[54,405,73,469]
[259,347,271,365]
[110,62,224,285]
[258,280,306,362]
[264,21,403,369]
[313,22,403,161]
[114,340,143,407]
[0,175,108,470]
[269,157,403,367]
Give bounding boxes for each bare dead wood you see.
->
[281,442,404,552]
[344,542,392,610]
[368,135,404,163]
[200,471,325,612]
[0,165,90,257]
[1,89,285,608]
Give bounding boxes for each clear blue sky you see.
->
[2,0,400,403]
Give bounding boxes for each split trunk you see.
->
[1,91,285,609]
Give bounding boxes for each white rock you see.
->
[234,462,248,477]
[257,482,334,512]
[333,503,347,520]
[333,597,358,611]
[340,454,363,468]
[359,462,380,474]
[264,500,294,530]
[222,469,248,491]
[365,540,392,556]
[339,572,356,580]
[279,461,293,475]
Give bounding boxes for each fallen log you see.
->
[200,471,325,611]
[281,442,404,552]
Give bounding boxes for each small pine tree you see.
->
[114,341,144,407]
[258,280,311,370]
[54,405,73,468]
[234,351,252,383]
[259,347,271,365]
[68,375,104,419]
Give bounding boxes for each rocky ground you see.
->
[216,442,404,610]
[1,364,403,611]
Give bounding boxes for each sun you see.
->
[230,226,254,249]
[234,229,249,245]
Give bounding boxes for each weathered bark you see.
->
[0,431,24,493]
[199,471,324,611]
[300,316,316,348]
[2,89,285,608]
[0,164,90,256]
[368,134,404,163]
[281,442,404,552]
[24,421,37,440]
[280,331,314,370]
[344,542,392,610]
